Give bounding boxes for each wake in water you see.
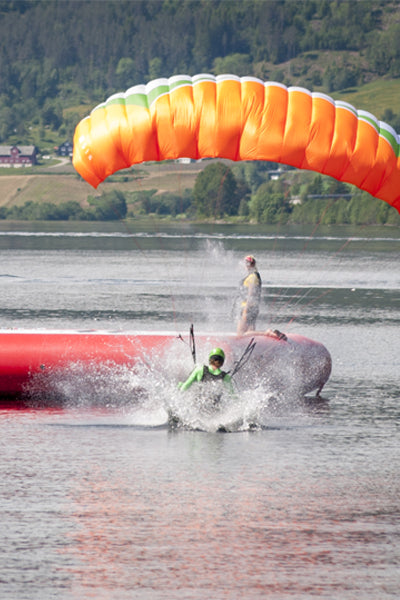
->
[24,355,327,432]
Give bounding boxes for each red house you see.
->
[0,145,37,167]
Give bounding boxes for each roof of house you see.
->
[0,145,36,156]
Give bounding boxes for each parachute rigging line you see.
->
[177,323,197,365]
[266,195,351,328]
[278,222,371,329]
[189,323,196,364]
[229,337,256,378]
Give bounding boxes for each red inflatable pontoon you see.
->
[0,329,332,401]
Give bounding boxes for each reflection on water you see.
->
[1,405,398,599]
[0,223,399,598]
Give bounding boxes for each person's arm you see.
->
[178,365,204,391]
[223,373,236,396]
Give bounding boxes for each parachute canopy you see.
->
[73,74,400,213]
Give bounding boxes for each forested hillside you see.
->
[2,0,400,145]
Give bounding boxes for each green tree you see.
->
[0,105,16,140]
[3,200,89,221]
[347,191,385,225]
[115,57,138,89]
[231,161,272,192]
[88,190,127,221]
[213,53,251,76]
[326,178,350,196]
[41,99,63,130]
[193,163,238,218]
[148,57,163,81]
[141,190,192,216]
[367,23,400,78]
[63,111,82,139]
[303,174,324,198]
[249,180,291,224]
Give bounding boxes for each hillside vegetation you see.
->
[2,0,400,149]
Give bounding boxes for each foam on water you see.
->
[24,349,324,432]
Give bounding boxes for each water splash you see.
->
[24,350,326,432]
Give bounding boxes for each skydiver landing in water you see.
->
[178,347,235,401]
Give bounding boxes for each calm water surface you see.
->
[0,223,399,599]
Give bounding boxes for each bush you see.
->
[0,194,128,221]
[249,181,292,224]
[194,163,239,218]
[141,190,192,216]
[87,190,127,220]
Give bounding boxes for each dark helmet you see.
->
[245,255,256,267]
[209,347,225,364]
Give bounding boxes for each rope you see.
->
[177,323,197,364]
[229,337,256,378]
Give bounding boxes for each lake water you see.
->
[0,222,399,599]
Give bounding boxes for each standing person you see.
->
[178,347,234,396]
[237,255,262,335]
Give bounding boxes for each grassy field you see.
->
[331,78,400,117]
[0,161,205,208]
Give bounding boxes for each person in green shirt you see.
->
[178,347,235,397]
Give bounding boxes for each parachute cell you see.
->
[73,74,400,213]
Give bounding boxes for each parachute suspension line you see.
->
[267,196,339,329]
[281,214,370,330]
[286,289,333,326]
[260,202,292,330]
[287,222,369,327]
[150,213,179,328]
[173,160,188,219]
[270,176,293,251]
[332,223,369,257]
[177,323,197,364]
[98,167,148,255]
[229,337,256,378]
[300,198,337,253]
[141,160,187,329]
[193,164,233,318]
[189,323,196,364]
[109,165,149,253]
[215,168,229,221]
[286,223,369,327]
[146,161,196,332]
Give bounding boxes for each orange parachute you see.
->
[73,74,400,213]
